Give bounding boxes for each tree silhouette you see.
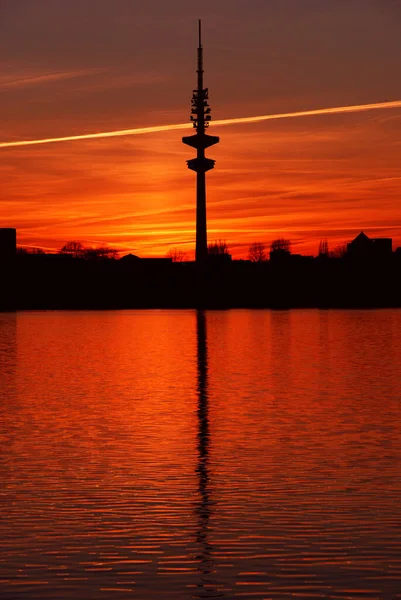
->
[270,238,291,253]
[208,240,230,256]
[83,246,119,260]
[166,248,188,262]
[248,242,267,263]
[270,238,291,259]
[329,243,347,259]
[59,241,118,260]
[59,241,85,258]
[17,246,45,255]
[318,239,329,257]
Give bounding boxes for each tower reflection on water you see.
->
[195,310,221,597]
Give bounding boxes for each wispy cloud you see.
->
[0,68,105,89]
[0,64,168,94]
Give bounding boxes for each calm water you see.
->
[1,310,401,600]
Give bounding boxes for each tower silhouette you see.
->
[183,20,219,266]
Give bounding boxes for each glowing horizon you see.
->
[1,100,401,149]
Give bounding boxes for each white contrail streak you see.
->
[1,100,401,149]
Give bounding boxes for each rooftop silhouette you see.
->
[0,228,400,310]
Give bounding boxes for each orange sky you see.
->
[1,1,401,258]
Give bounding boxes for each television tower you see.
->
[183,20,219,266]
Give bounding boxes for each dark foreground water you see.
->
[1,310,401,600]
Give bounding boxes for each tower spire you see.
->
[183,20,219,267]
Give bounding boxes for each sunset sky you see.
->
[1,0,401,258]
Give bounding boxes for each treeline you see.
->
[15,237,356,262]
[167,238,348,262]
[17,241,119,260]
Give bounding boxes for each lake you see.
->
[1,309,401,599]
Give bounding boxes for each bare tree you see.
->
[208,239,230,256]
[17,246,45,255]
[318,239,329,257]
[59,241,85,258]
[59,241,118,259]
[83,246,119,260]
[248,242,267,263]
[166,248,188,262]
[270,238,291,258]
[329,243,347,259]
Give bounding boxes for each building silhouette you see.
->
[347,231,392,259]
[0,228,16,260]
[183,21,219,267]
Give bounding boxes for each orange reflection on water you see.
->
[1,309,401,599]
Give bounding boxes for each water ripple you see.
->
[1,309,401,599]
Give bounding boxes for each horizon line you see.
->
[1,100,401,149]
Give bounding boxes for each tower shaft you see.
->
[196,168,207,264]
[183,20,219,266]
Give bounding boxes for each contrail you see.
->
[1,100,401,149]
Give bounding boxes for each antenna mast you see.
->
[198,20,203,92]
